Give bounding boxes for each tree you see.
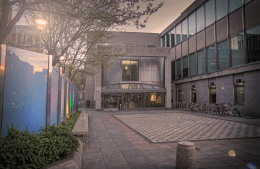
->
[23,0,164,83]
[0,0,63,44]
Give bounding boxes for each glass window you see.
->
[231,32,244,67]
[246,25,260,63]
[171,28,175,47]
[177,59,181,79]
[205,0,214,27]
[122,60,139,81]
[183,56,188,78]
[171,61,175,81]
[176,24,181,44]
[192,89,196,103]
[121,84,132,89]
[197,49,205,74]
[161,36,165,47]
[189,53,196,76]
[142,84,153,89]
[229,0,242,13]
[131,84,143,89]
[182,19,188,41]
[188,13,195,37]
[207,45,216,73]
[235,85,244,104]
[209,87,216,103]
[196,6,204,32]
[216,0,227,20]
[124,93,142,108]
[218,40,229,70]
[166,33,170,47]
[149,93,164,107]
[245,0,252,3]
[178,89,182,102]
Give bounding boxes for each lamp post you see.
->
[34,19,48,53]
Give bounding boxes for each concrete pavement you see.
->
[81,109,260,169]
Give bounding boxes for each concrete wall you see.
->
[85,76,95,100]
[109,32,160,47]
[216,75,233,104]
[102,56,165,88]
[196,79,209,103]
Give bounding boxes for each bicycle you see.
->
[221,103,241,117]
[211,104,221,115]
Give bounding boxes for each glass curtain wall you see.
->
[189,53,196,76]
[216,0,226,20]
[205,0,214,27]
[247,25,260,63]
[197,49,205,74]
[149,93,164,107]
[171,61,175,81]
[177,59,181,79]
[229,0,242,13]
[182,19,188,41]
[104,94,121,109]
[231,32,244,67]
[218,40,229,70]
[207,45,216,73]
[176,24,181,44]
[171,28,175,47]
[188,13,195,37]
[122,60,139,81]
[183,56,188,78]
[245,0,252,3]
[166,33,170,47]
[196,6,204,32]
[124,93,142,108]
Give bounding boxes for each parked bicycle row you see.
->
[173,102,241,117]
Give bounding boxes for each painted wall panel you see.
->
[2,46,48,137]
[50,67,59,126]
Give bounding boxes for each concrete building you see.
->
[86,0,260,115]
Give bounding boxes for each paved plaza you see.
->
[113,112,260,143]
[82,109,260,169]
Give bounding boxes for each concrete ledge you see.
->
[72,111,88,136]
[43,137,83,169]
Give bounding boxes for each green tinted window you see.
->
[236,85,244,104]
[218,40,229,70]
[231,32,244,67]
[207,45,216,73]
[197,49,205,74]
[189,53,196,76]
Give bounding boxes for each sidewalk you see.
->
[81,109,260,169]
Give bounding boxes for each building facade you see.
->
[86,0,260,115]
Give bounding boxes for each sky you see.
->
[115,0,195,33]
[16,0,195,34]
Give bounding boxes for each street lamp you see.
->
[34,19,48,53]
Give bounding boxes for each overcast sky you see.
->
[115,0,195,33]
[16,0,195,34]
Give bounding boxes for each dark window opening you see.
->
[183,56,188,78]
[192,89,196,103]
[171,61,175,81]
[178,89,182,102]
[210,87,216,103]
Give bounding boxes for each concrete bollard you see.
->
[176,141,196,169]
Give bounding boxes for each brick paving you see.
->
[82,109,260,169]
[113,112,260,143]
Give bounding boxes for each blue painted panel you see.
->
[60,74,65,122]
[50,67,59,126]
[2,47,48,138]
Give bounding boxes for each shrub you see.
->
[0,111,81,169]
